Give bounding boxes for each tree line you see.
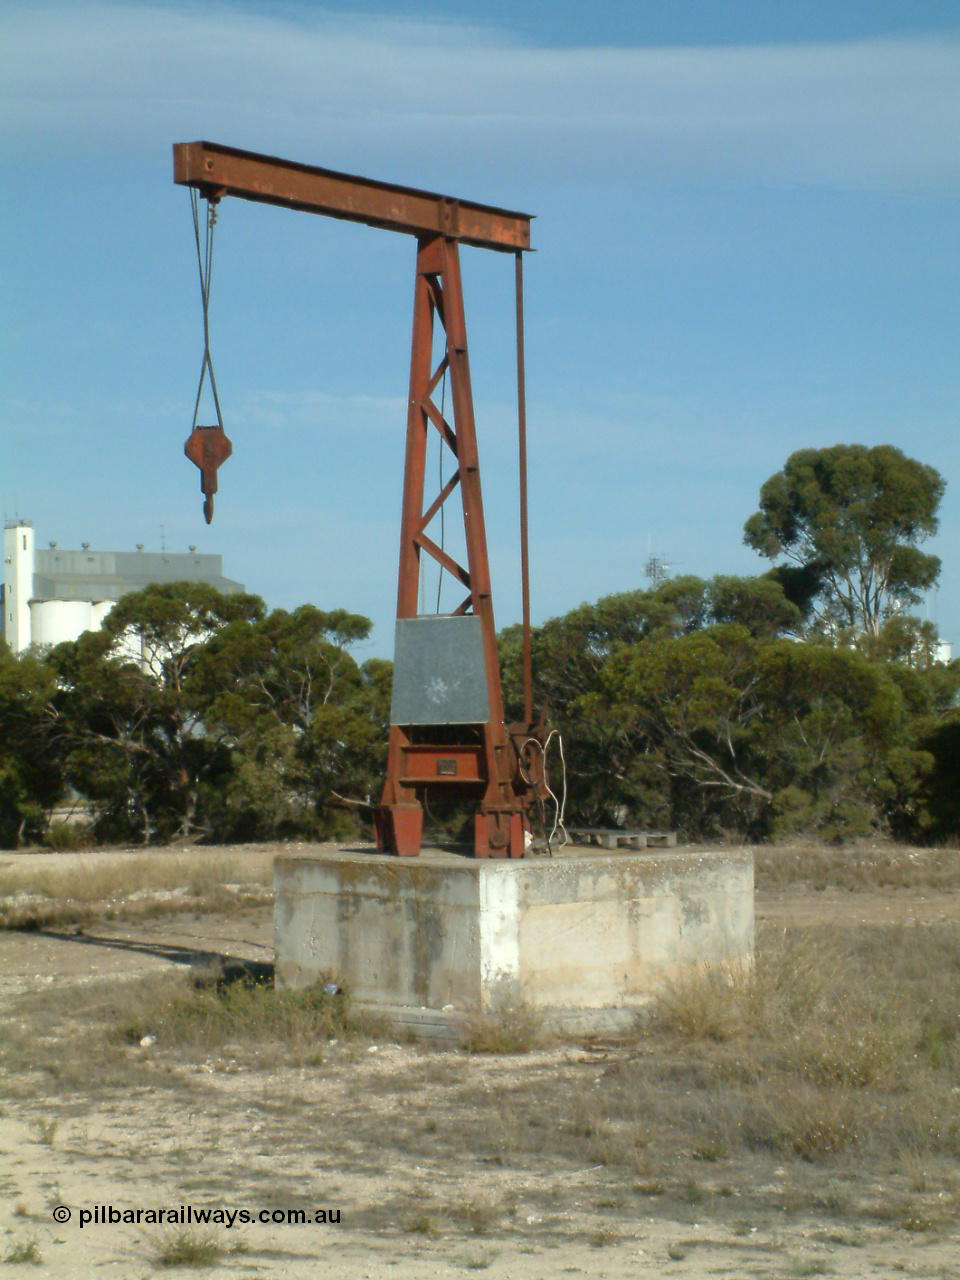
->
[1,444,957,848]
[0,589,392,848]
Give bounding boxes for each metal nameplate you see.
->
[390,616,490,726]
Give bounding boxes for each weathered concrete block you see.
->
[274,847,753,1035]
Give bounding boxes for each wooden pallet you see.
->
[568,828,677,850]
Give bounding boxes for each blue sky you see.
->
[2,1,958,657]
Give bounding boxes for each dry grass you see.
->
[112,969,351,1057]
[461,989,548,1054]
[444,1197,501,1235]
[446,921,960,1208]
[753,840,960,894]
[0,853,273,930]
[3,1239,42,1266]
[0,961,367,1101]
[650,923,960,1163]
[402,1211,438,1236]
[379,1189,515,1241]
[151,1225,225,1268]
[33,1117,58,1146]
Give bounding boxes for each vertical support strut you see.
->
[515,251,533,727]
[373,235,526,858]
[372,239,436,856]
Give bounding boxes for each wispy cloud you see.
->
[1,2,958,191]
[229,388,405,432]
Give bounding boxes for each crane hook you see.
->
[184,424,233,524]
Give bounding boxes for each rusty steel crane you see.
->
[174,141,550,859]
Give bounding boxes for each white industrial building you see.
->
[2,519,244,655]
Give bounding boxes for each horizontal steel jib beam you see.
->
[173,142,532,253]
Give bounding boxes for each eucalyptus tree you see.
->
[744,445,944,635]
[0,643,63,847]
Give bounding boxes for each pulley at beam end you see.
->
[184,424,232,524]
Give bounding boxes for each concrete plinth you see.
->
[274,846,753,1035]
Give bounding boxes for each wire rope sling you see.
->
[183,189,232,523]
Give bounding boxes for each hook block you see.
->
[184,424,232,522]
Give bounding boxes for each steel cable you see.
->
[190,190,224,431]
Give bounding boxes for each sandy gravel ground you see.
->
[1,844,958,1279]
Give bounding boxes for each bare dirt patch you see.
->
[2,842,959,1278]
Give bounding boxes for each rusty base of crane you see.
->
[184,424,232,524]
[372,804,423,857]
[373,801,526,859]
[373,719,544,858]
[474,810,525,858]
